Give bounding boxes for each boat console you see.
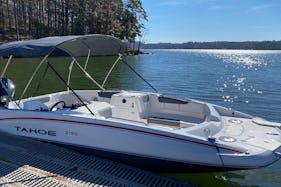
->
[110,92,149,121]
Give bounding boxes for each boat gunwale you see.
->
[0,116,245,154]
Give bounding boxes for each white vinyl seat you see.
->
[7,100,49,111]
[22,100,49,111]
[8,100,49,111]
[73,101,112,118]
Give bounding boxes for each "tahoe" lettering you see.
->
[15,126,56,136]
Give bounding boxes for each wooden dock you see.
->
[0,132,194,187]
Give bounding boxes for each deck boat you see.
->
[0,35,281,172]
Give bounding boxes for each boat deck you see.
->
[0,132,193,187]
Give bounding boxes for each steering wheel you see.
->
[50,101,66,111]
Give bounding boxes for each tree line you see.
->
[0,0,147,43]
[143,41,281,50]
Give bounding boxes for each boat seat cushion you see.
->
[22,100,49,111]
[74,101,112,118]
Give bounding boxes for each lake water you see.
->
[1,49,281,187]
[128,49,281,187]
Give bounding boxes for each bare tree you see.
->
[0,0,148,43]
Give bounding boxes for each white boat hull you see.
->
[0,105,280,172]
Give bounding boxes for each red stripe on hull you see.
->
[0,117,244,154]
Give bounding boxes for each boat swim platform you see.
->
[0,132,194,187]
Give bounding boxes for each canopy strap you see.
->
[47,61,95,117]
[1,55,13,77]
[102,54,122,87]
[121,59,158,93]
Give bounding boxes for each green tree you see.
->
[122,0,147,42]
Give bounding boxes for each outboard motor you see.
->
[0,78,15,107]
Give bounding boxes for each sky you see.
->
[141,0,281,43]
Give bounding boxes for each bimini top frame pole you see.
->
[71,56,104,90]
[84,49,91,70]
[67,60,75,92]
[1,55,13,77]
[18,54,49,103]
[102,54,122,87]
[0,34,158,98]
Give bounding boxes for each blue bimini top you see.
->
[0,34,125,57]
